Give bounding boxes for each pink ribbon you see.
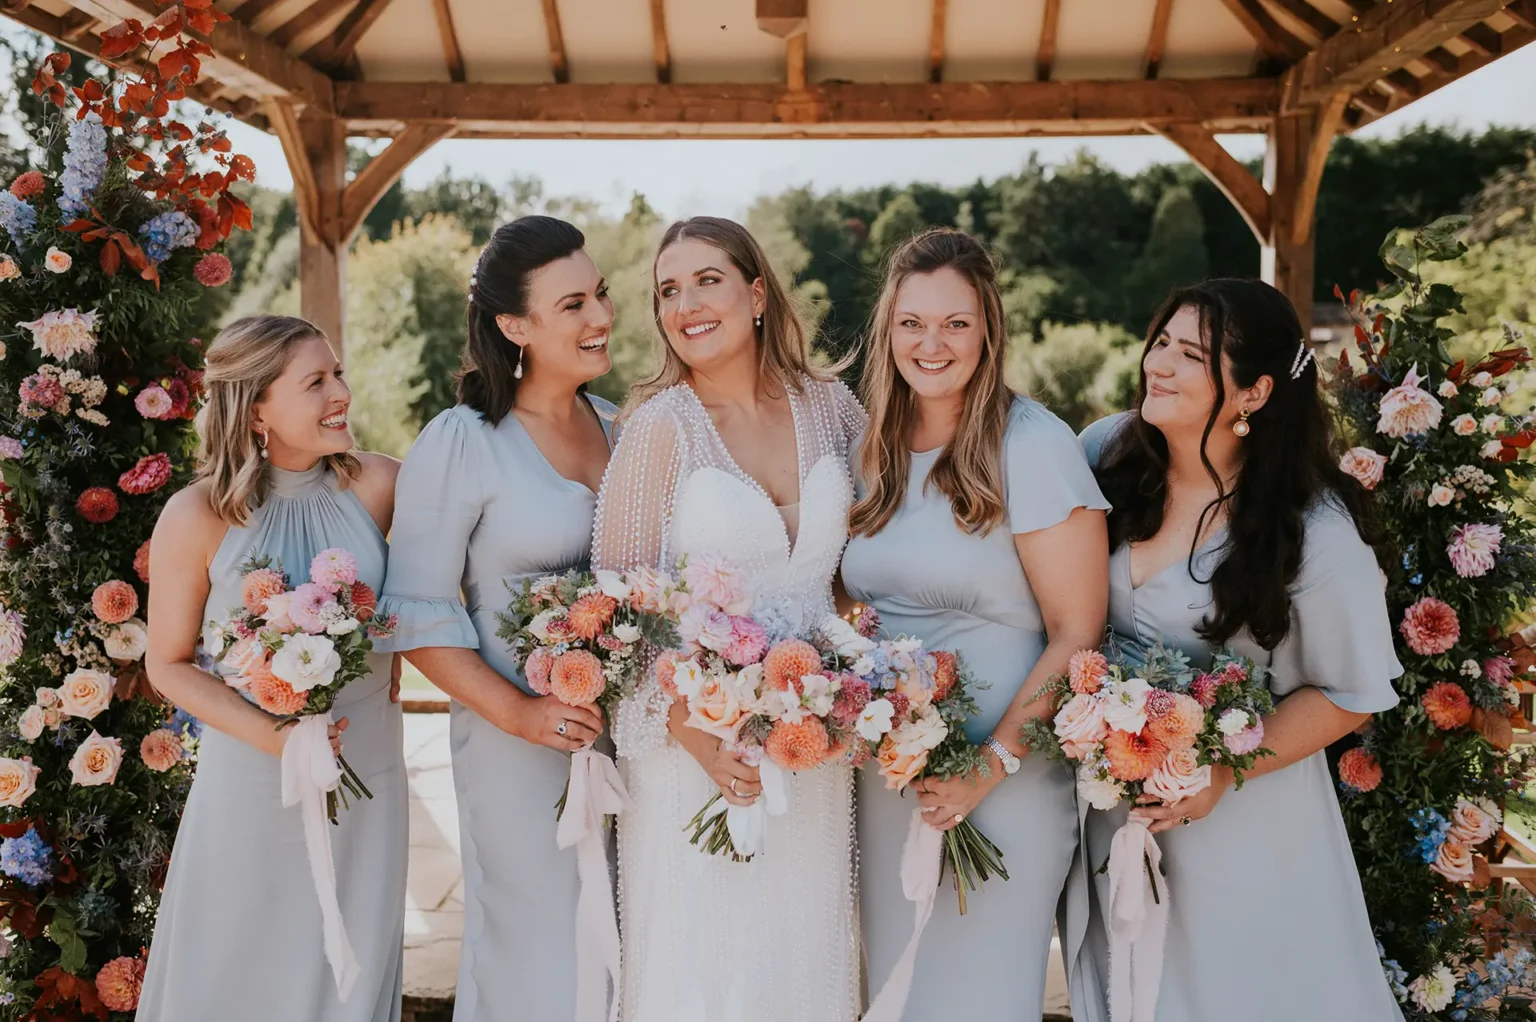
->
[555,748,632,1022]
[280,713,360,1001]
[862,807,944,1022]
[1106,815,1168,1022]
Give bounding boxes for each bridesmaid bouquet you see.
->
[203,547,396,822]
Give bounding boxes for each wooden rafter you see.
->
[539,0,568,84]
[1459,21,1504,54]
[1144,0,1175,79]
[58,8,98,40]
[1149,121,1271,243]
[650,0,670,84]
[1347,15,1533,129]
[269,0,353,50]
[786,32,807,90]
[341,122,456,240]
[1420,46,1461,73]
[304,0,395,67]
[264,98,321,239]
[1036,0,1061,81]
[1219,0,1309,61]
[1506,1,1536,28]
[1290,90,1349,244]
[1267,0,1337,40]
[434,0,466,82]
[756,0,807,38]
[928,0,946,84]
[229,0,286,24]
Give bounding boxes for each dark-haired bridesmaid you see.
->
[374,216,617,1020]
[1071,279,1404,1022]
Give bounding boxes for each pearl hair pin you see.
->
[1289,340,1315,380]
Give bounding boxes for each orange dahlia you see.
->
[550,649,605,706]
[1422,681,1473,731]
[241,568,288,616]
[931,650,958,700]
[653,650,680,697]
[1144,693,1204,752]
[247,664,307,716]
[350,581,377,621]
[1103,729,1167,782]
[762,639,821,692]
[1069,649,1110,694]
[1337,747,1382,793]
[95,955,145,1012]
[567,593,618,642]
[765,716,831,771]
[9,171,44,200]
[133,539,152,583]
[91,580,139,624]
[76,486,118,524]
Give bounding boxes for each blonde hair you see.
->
[850,228,1013,538]
[622,216,835,418]
[194,315,360,527]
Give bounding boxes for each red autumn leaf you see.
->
[99,237,122,276]
[167,120,194,141]
[229,153,255,181]
[80,79,105,103]
[80,227,110,242]
[186,7,217,34]
[151,5,182,35]
[1447,359,1465,383]
[59,219,95,233]
[227,192,253,231]
[157,48,188,80]
[126,150,153,171]
[211,134,233,153]
[1353,324,1369,347]
[1333,283,1345,302]
[99,21,146,59]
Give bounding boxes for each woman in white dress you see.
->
[591,216,866,1022]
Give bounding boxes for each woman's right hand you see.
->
[684,733,762,807]
[511,694,604,751]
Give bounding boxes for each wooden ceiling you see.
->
[3,0,1532,139]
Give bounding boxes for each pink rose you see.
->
[684,673,747,743]
[0,756,40,808]
[43,247,72,273]
[681,555,752,615]
[1448,799,1499,846]
[260,591,297,633]
[1053,692,1109,761]
[1428,840,1474,884]
[16,705,43,742]
[223,636,266,678]
[876,735,928,791]
[69,731,124,787]
[1338,447,1387,490]
[1142,746,1211,804]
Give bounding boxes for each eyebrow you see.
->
[559,279,605,303]
[656,266,725,289]
[898,309,977,319]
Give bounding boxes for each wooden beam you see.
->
[269,0,354,50]
[1459,20,1504,54]
[1290,89,1349,244]
[539,0,568,84]
[1267,0,1338,39]
[1345,16,1532,130]
[341,122,456,241]
[1420,46,1461,72]
[786,31,807,90]
[1144,0,1175,79]
[1288,0,1514,107]
[1506,1,1536,28]
[267,103,349,356]
[928,0,946,83]
[756,0,807,38]
[1150,121,1271,243]
[305,0,395,66]
[1036,0,1061,81]
[650,0,671,84]
[335,77,1283,137]
[264,98,321,239]
[1351,86,1390,113]
[1219,0,1309,61]
[59,9,98,40]
[434,0,466,82]
[1262,88,1346,330]
[1378,68,1422,97]
[230,0,286,24]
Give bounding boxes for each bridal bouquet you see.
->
[1021,644,1274,1022]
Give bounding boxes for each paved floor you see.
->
[401,712,1072,1016]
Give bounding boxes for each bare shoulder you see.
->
[350,451,401,532]
[153,480,228,561]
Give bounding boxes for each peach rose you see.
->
[69,731,123,787]
[223,637,267,686]
[58,668,113,720]
[1142,746,1211,804]
[1429,840,1474,884]
[1053,693,1109,760]
[876,734,928,791]
[17,705,44,742]
[1338,447,1387,490]
[0,756,40,807]
[1448,799,1499,846]
[44,246,72,274]
[685,673,748,743]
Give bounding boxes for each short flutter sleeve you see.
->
[1006,397,1111,535]
[1273,499,1403,713]
[1078,410,1134,471]
[373,406,482,653]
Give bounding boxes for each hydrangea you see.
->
[0,192,36,248]
[1410,807,1451,864]
[0,826,53,887]
[57,114,107,220]
[139,210,199,264]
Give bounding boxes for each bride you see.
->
[592,216,865,1022]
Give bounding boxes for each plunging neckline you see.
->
[508,393,612,497]
[1125,526,1229,592]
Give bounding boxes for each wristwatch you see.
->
[983,736,1021,776]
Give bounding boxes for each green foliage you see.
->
[1005,321,1140,432]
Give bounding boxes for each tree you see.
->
[1123,186,1209,331]
[1004,321,1140,432]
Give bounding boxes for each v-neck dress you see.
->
[1066,411,1405,1022]
[375,396,616,1022]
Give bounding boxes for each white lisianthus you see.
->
[1408,964,1456,1012]
[800,673,837,717]
[325,617,360,637]
[103,618,148,661]
[1217,708,1251,736]
[819,613,876,657]
[672,658,705,699]
[613,624,641,644]
[201,619,227,657]
[270,634,341,693]
[857,698,896,741]
[893,707,948,756]
[1101,676,1152,734]
[1077,764,1127,811]
[594,569,632,601]
[774,688,808,725]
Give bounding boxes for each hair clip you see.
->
[1289,340,1314,380]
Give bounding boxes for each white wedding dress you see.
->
[592,377,866,1022]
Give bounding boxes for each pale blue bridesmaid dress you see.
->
[139,461,407,1022]
[1068,411,1404,1022]
[842,395,1110,1020]
[374,396,615,1022]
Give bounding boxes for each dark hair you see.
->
[459,215,586,424]
[1095,278,1387,650]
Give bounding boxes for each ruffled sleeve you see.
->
[1078,410,1134,471]
[1006,397,1111,534]
[1273,498,1403,713]
[373,406,482,653]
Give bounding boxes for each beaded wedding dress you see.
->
[591,377,866,1022]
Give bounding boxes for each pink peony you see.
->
[1400,598,1460,656]
[17,307,99,361]
[288,581,340,633]
[524,646,554,695]
[193,252,233,287]
[139,728,184,772]
[95,955,145,1012]
[309,547,359,588]
[1337,748,1383,793]
[1376,365,1444,438]
[118,452,172,495]
[134,385,175,420]
[69,731,123,786]
[681,554,752,615]
[1446,523,1501,579]
[1339,447,1387,490]
[722,615,768,666]
[1223,719,1265,755]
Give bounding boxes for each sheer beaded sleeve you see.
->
[592,397,687,756]
[830,379,868,452]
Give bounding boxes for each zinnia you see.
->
[1339,447,1387,490]
[1103,728,1167,782]
[75,486,118,523]
[566,593,618,642]
[1337,747,1382,793]
[1446,523,1501,579]
[550,649,605,705]
[17,308,99,361]
[762,639,822,692]
[119,452,172,495]
[193,252,233,287]
[1376,365,1443,438]
[95,955,145,1012]
[140,728,184,772]
[1068,649,1110,694]
[69,731,123,786]
[91,579,138,624]
[1400,597,1459,656]
[1421,681,1473,730]
[767,716,831,771]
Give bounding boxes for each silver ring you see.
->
[556,721,568,736]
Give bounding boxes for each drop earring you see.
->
[755,313,763,329]
[255,426,269,458]
[1232,408,1251,438]
[514,345,525,380]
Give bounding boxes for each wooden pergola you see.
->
[6,0,1533,346]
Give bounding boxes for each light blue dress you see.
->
[375,396,616,1022]
[842,395,1110,1020]
[1069,412,1404,1022]
[139,462,407,1022]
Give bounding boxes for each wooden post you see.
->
[1262,93,1345,334]
[299,114,348,358]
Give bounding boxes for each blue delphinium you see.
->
[1409,807,1451,864]
[170,706,203,740]
[0,826,54,888]
[139,210,199,264]
[0,192,36,248]
[1452,947,1534,1020]
[57,113,108,220]
[1377,942,1409,1003]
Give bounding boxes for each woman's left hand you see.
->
[1130,765,1233,834]
[914,761,1005,833]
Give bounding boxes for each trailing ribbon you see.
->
[702,759,788,858]
[862,807,944,1022]
[555,748,632,1022]
[280,713,360,1001]
[1106,815,1168,1022]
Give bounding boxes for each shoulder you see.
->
[619,387,687,438]
[1078,410,1135,469]
[411,404,484,454]
[585,393,620,422]
[155,479,228,552]
[350,451,401,497]
[1293,493,1379,592]
[1003,394,1082,458]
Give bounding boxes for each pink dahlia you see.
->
[134,385,175,420]
[91,580,139,624]
[722,615,768,666]
[119,452,172,495]
[1400,597,1460,657]
[193,252,233,287]
[1376,365,1444,438]
[139,728,184,772]
[133,539,152,583]
[19,373,66,413]
[1446,523,1501,579]
[309,547,360,588]
[1337,747,1382,793]
[1068,649,1110,694]
[1190,673,1219,709]
[525,646,553,695]
[95,955,145,1012]
[76,487,118,523]
[1484,656,1516,687]
[288,581,340,633]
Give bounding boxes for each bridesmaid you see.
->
[842,227,1109,1020]
[141,315,406,1021]
[1072,278,1403,1022]
[374,215,616,1022]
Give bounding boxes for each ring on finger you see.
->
[555,721,568,737]
[1180,815,1192,826]
[729,779,740,796]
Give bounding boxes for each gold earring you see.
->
[1232,408,1251,438]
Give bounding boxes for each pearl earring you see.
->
[755,313,763,329]
[1232,408,1251,438]
[255,426,269,458]
[514,346,524,380]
